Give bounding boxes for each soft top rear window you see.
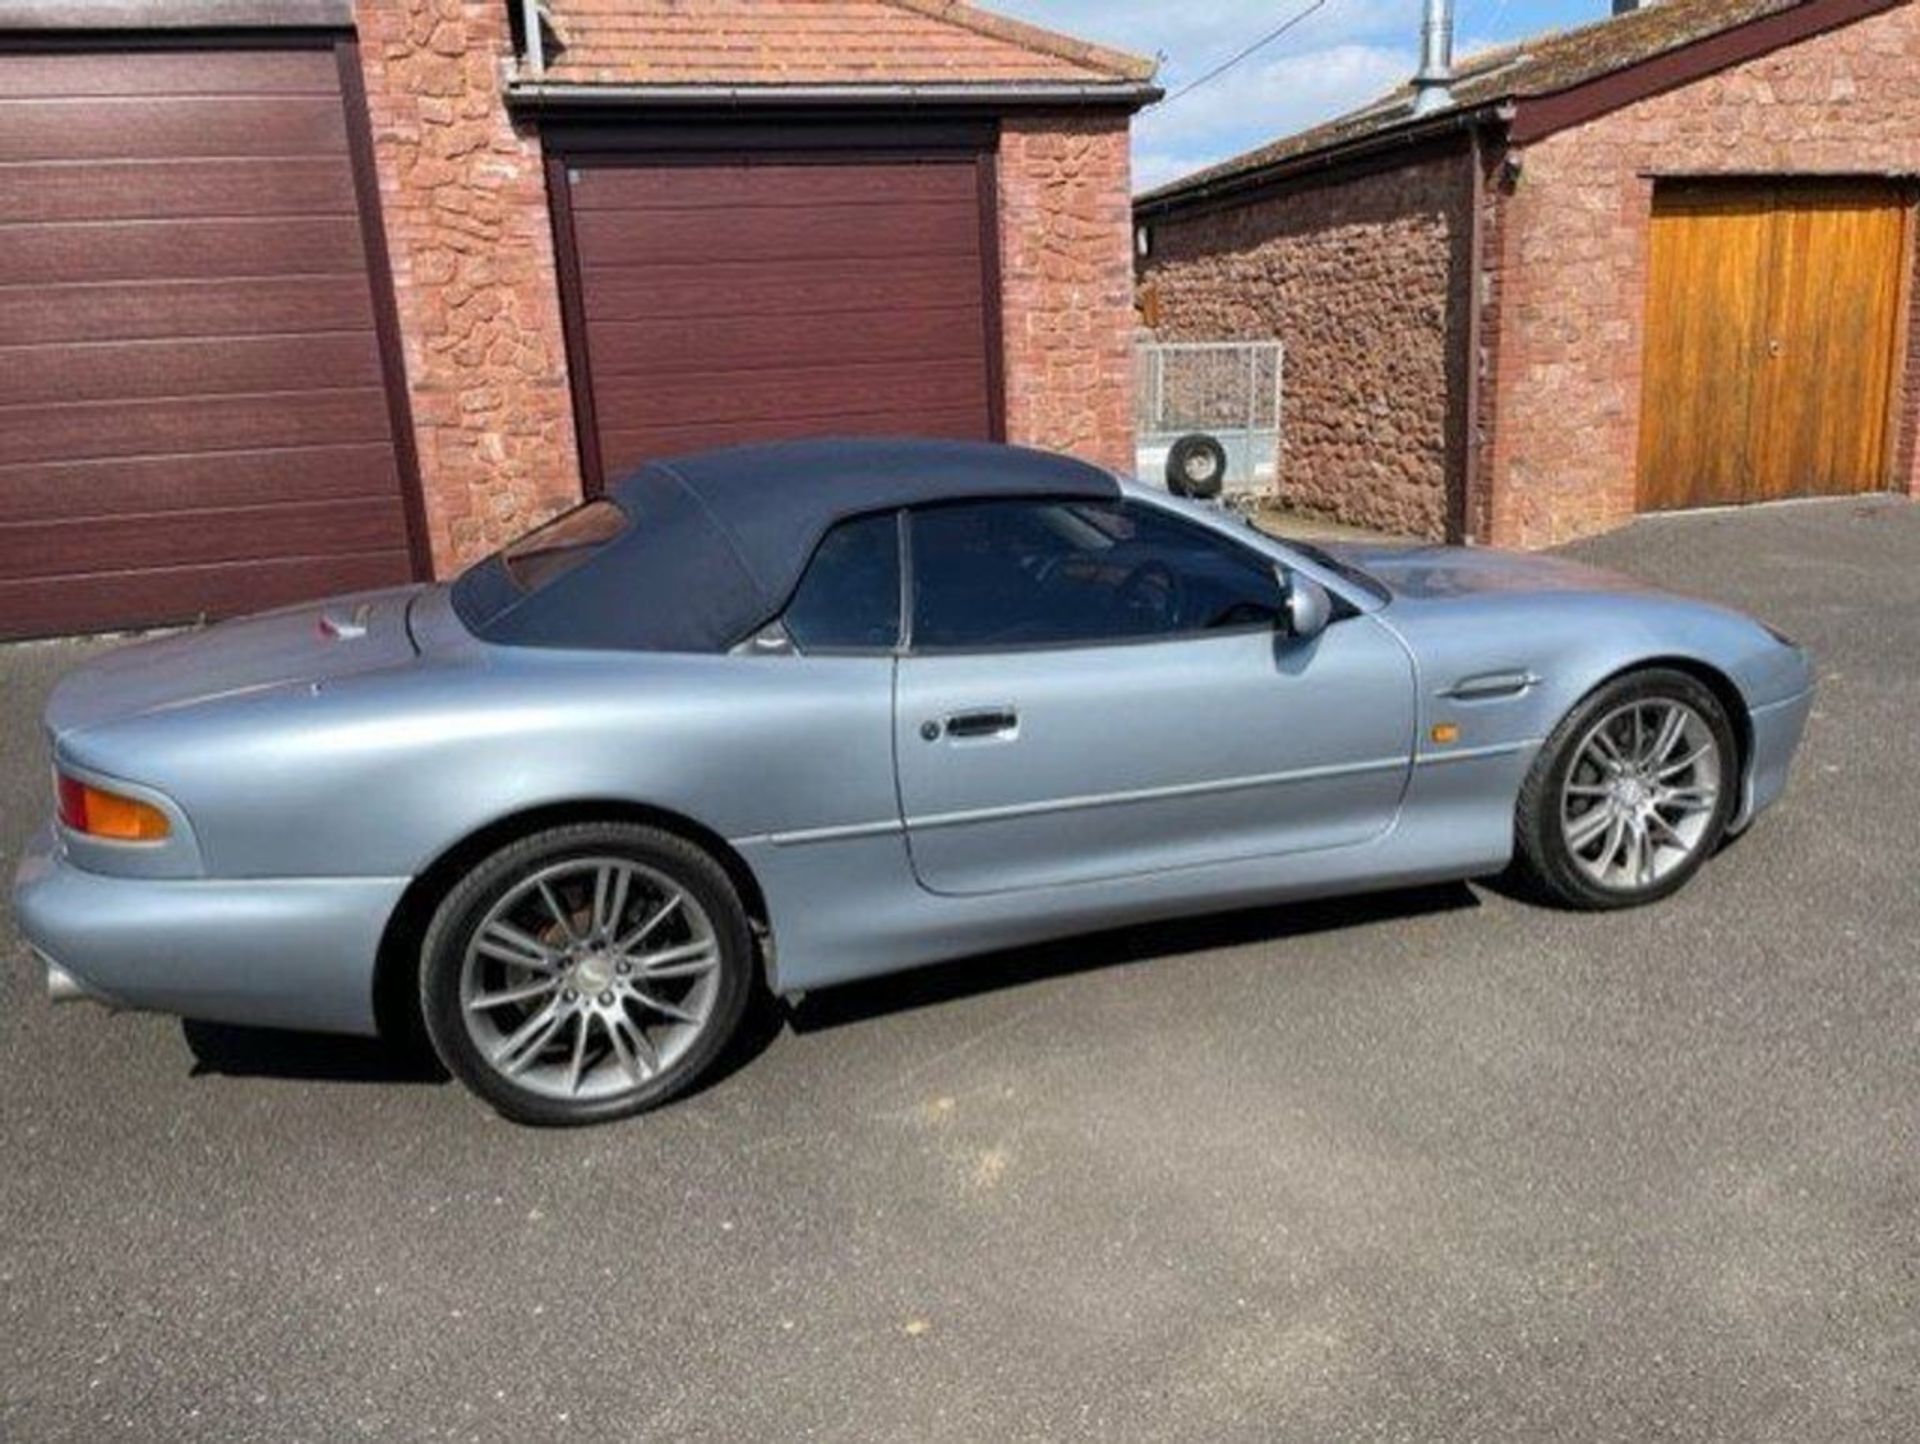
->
[502,500,628,592]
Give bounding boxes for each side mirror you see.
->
[1276,567,1332,641]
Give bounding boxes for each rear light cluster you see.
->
[55,771,170,841]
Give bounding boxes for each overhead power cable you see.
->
[1160,0,1337,108]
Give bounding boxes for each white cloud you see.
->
[1132,150,1220,193]
[1139,42,1414,155]
[992,0,1413,70]
[987,0,1419,192]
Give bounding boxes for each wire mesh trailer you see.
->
[1134,341,1284,501]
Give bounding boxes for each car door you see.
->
[892,497,1416,896]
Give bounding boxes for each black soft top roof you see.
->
[451,437,1122,652]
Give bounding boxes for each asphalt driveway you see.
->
[3,497,1917,1441]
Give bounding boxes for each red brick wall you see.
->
[997,115,1138,475]
[352,0,583,573]
[1489,0,1920,548]
[1137,149,1474,539]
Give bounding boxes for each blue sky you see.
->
[990,1,1613,190]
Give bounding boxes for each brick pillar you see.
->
[352,0,582,573]
[997,114,1137,475]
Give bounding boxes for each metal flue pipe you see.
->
[1410,0,1455,115]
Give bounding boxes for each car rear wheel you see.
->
[420,823,754,1126]
[1514,668,1737,910]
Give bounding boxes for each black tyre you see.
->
[1165,433,1227,499]
[1513,668,1738,910]
[420,822,755,1126]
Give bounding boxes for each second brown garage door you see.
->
[551,146,1002,485]
[0,40,423,641]
[1636,179,1911,512]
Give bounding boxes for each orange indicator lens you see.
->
[55,771,170,841]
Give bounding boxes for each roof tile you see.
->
[537,0,1156,87]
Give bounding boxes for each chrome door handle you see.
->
[943,708,1018,739]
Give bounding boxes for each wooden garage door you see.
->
[0,43,420,640]
[1637,180,1911,511]
[554,152,1000,484]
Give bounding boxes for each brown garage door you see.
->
[1637,179,1911,512]
[552,148,1001,485]
[0,42,422,640]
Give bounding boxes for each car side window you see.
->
[908,498,1282,651]
[781,511,903,653]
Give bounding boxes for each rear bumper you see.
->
[11,825,405,1036]
[1733,683,1814,832]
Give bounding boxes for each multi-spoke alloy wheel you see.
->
[421,824,753,1125]
[1559,699,1722,892]
[1515,668,1738,910]
[461,857,720,1101]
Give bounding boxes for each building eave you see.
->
[506,77,1162,114]
[1134,102,1512,221]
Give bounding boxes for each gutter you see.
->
[1135,100,1514,220]
[506,78,1164,113]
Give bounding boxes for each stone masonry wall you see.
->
[998,115,1138,475]
[353,0,582,572]
[1489,0,1920,549]
[1138,149,1473,539]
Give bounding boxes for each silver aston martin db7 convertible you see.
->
[14,439,1813,1124]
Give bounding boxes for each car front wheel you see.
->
[1514,668,1738,910]
[420,822,755,1126]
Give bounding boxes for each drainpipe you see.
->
[1410,0,1454,116]
[518,0,545,77]
[1458,121,1488,545]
